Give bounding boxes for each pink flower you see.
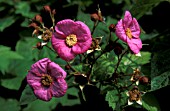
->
[51,19,92,61]
[115,11,142,55]
[26,58,67,101]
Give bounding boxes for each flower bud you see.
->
[35,14,43,23]
[52,9,56,15]
[43,5,51,12]
[29,22,38,28]
[114,46,122,56]
[36,42,43,50]
[139,76,149,84]
[114,43,123,56]
[32,29,39,36]
[74,74,88,85]
[90,13,99,22]
[65,64,71,70]
[109,24,116,32]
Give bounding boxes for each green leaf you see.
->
[111,0,123,4]
[151,49,170,78]
[0,45,24,74]
[72,64,83,72]
[0,0,14,5]
[1,77,24,90]
[0,97,21,111]
[140,32,159,41]
[77,7,93,31]
[23,98,58,111]
[37,45,57,61]
[142,93,160,111]
[130,0,166,19]
[57,87,80,106]
[23,87,80,111]
[151,71,170,91]
[15,38,37,60]
[3,59,34,90]
[15,1,35,18]
[105,90,119,110]
[19,85,37,105]
[0,16,15,32]
[123,51,151,67]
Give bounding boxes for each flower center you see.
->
[90,38,100,50]
[129,89,141,102]
[41,74,53,87]
[42,29,52,42]
[126,28,132,39]
[65,34,77,47]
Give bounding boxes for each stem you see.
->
[107,31,112,44]
[91,21,99,35]
[49,12,55,27]
[66,62,78,72]
[114,49,128,74]
[45,45,56,53]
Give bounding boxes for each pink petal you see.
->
[127,38,142,54]
[72,37,92,54]
[129,18,140,38]
[53,31,66,40]
[115,20,127,42]
[52,35,76,61]
[75,21,91,42]
[48,62,67,78]
[123,11,132,29]
[34,88,52,101]
[27,71,42,90]
[51,78,67,97]
[31,58,51,74]
[55,19,79,36]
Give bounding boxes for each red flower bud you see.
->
[65,64,71,70]
[109,24,116,32]
[36,42,43,50]
[43,5,51,12]
[90,13,99,22]
[35,14,43,23]
[139,76,149,84]
[74,74,88,85]
[29,22,38,28]
[114,46,122,56]
[52,9,56,15]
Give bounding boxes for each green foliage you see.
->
[130,0,168,19]
[0,0,169,110]
[15,1,35,18]
[16,38,37,60]
[0,97,21,111]
[0,17,16,32]
[19,85,37,105]
[151,71,170,91]
[56,87,80,106]
[23,98,58,111]
[0,45,23,74]
[142,93,160,111]
[93,53,117,80]
[105,90,128,110]
[105,90,119,110]
[151,49,170,78]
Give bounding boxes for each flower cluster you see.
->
[25,6,146,110]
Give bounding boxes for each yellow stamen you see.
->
[42,29,52,42]
[126,28,132,39]
[41,74,53,87]
[65,34,77,47]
